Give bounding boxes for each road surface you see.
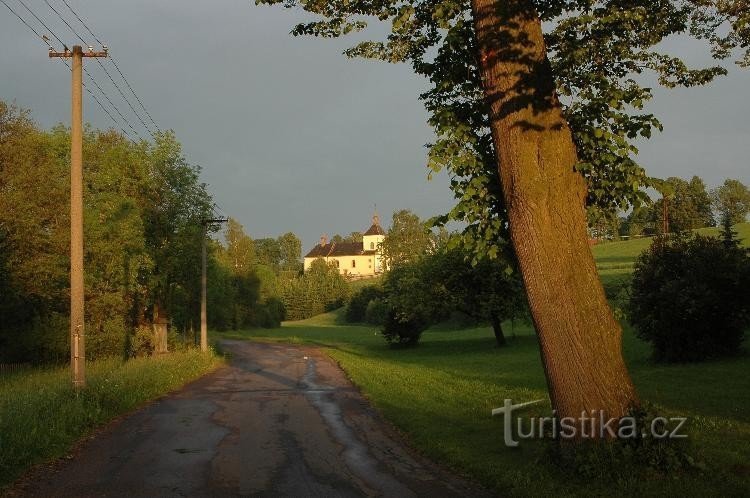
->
[11,341,487,497]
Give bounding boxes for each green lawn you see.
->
[592,222,750,270]
[216,263,750,497]
[0,349,223,488]
[594,222,750,297]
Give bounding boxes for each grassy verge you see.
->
[0,349,223,488]
[215,311,750,497]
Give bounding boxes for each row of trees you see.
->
[0,101,214,362]
[0,101,308,362]
[591,176,750,239]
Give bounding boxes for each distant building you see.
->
[303,213,386,278]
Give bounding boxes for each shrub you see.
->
[381,308,429,346]
[279,259,350,320]
[346,285,386,322]
[130,325,155,358]
[629,234,750,362]
[364,297,389,326]
[256,297,286,328]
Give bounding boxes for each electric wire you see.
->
[1,0,135,140]
[42,0,154,138]
[60,0,161,132]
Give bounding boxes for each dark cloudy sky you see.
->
[2,1,748,252]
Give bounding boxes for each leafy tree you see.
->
[140,132,213,330]
[277,231,303,273]
[380,209,434,269]
[651,176,714,232]
[257,0,748,421]
[429,248,527,346]
[712,178,750,226]
[255,237,282,271]
[279,259,349,320]
[0,101,221,360]
[345,284,386,322]
[629,233,750,361]
[380,262,442,346]
[223,218,256,274]
[587,207,621,241]
[331,232,363,244]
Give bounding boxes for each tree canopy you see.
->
[257,0,745,255]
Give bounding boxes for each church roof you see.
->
[363,223,385,236]
[304,242,377,259]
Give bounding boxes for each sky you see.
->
[1,1,748,252]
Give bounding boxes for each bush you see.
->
[130,325,155,358]
[629,234,750,362]
[279,259,350,320]
[365,297,389,326]
[381,308,429,346]
[346,285,386,322]
[256,297,286,328]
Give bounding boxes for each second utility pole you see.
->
[50,45,108,389]
[201,218,227,352]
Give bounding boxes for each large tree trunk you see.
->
[470,0,638,423]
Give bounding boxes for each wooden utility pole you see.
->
[200,218,227,352]
[50,45,108,389]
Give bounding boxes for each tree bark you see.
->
[470,0,638,423]
[490,313,507,347]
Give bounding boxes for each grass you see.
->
[594,222,750,297]
[0,349,223,488]
[591,222,750,271]
[216,312,750,496]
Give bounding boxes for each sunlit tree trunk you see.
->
[470,0,638,424]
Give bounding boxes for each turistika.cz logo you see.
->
[492,399,688,447]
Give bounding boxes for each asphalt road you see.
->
[12,341,486,497]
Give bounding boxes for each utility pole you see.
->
[201,218,228,352]
[50,45,108,389]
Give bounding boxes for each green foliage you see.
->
[655,176,715,232]
[279,259,350,321]
[548,404,698,479]
[0,102,218,362]
[629,233,750,361]
[380,209,436,269]
[381,307,429,346]
[364,298,389,326]
[380,262,443,346]
[378,242,526,346]
[256,0,736,258]
[345,284,386,323]
[712,178,750,226]
[130,325,156,358]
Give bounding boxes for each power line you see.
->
[17,0,142,139]
[60,0,161,132]
[2,0,135,140]
[15,0,67,49]
[42,0,154,138]
[1,0,43,40]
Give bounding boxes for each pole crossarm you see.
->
[202,218,229,226]
[49,47,108,58]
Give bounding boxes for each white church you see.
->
[303,214,386,278]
